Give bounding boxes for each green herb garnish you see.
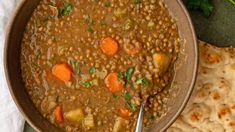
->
[90,79,98,86]
[89,66,96,74]
[136,77,151,87]
[87,27,94,33]
[112,94,119,100]
[123,67,135,87]
[80,81,93,88]
[118,72,124,81]
[79,79,98,88]
[127,102,138,112]
[84,15,95,33]
[124,92,132,101]
[105,1,112,7]
[68,59,80,75]
[187,0,214,17]
[59,2,73,17]
[125,67,135,82]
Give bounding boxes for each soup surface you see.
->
[21,0,181,131]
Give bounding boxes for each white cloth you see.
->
[0,0,25,132]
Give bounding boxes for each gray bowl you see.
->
[4,0,198,131]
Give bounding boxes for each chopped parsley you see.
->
[80,81,93,88]
[87,27,94,33]
[84,15,95,33]
[68,59,80,75]
[117,72,124,81]
[127,102,138,112]
[136,77,151,87]
[89,66,96,74]
[124,67,135,87]
[59,2,73,17]
[79,79,98,88]
[124,92,132,101]
[125,67,135,82]
[112,94,119,100]
[124,92,138,111]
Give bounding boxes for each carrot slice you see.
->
[54,106,64,123]
[105,72,123,93]
[100,37,119,56]
[52,63,72,81]
[119,109,132,118]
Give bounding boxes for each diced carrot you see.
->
[119,109,132,118]
[100,37,119,56]
[105,72,123,93]
[52,63,72,82]
[54,106,64,123]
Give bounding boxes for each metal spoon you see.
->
[135,100,147,132]
[135,90,165,132]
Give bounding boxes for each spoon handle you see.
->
[135,101,146,132]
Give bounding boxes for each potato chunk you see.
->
[65,108,84,122]
[84,114,95,129]
[153,53,171,74]
[113,117,124,132]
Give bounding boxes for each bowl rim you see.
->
[3,0,42,131]
[3,0,198,131]
[155,0,199,131]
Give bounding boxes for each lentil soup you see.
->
[21,0,181,131]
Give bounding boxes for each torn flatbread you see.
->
[168,41,235,132]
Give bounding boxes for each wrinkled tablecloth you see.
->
[0,0,25,132]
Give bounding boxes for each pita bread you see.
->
[170,116,201,132]
[168,41,235,132]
